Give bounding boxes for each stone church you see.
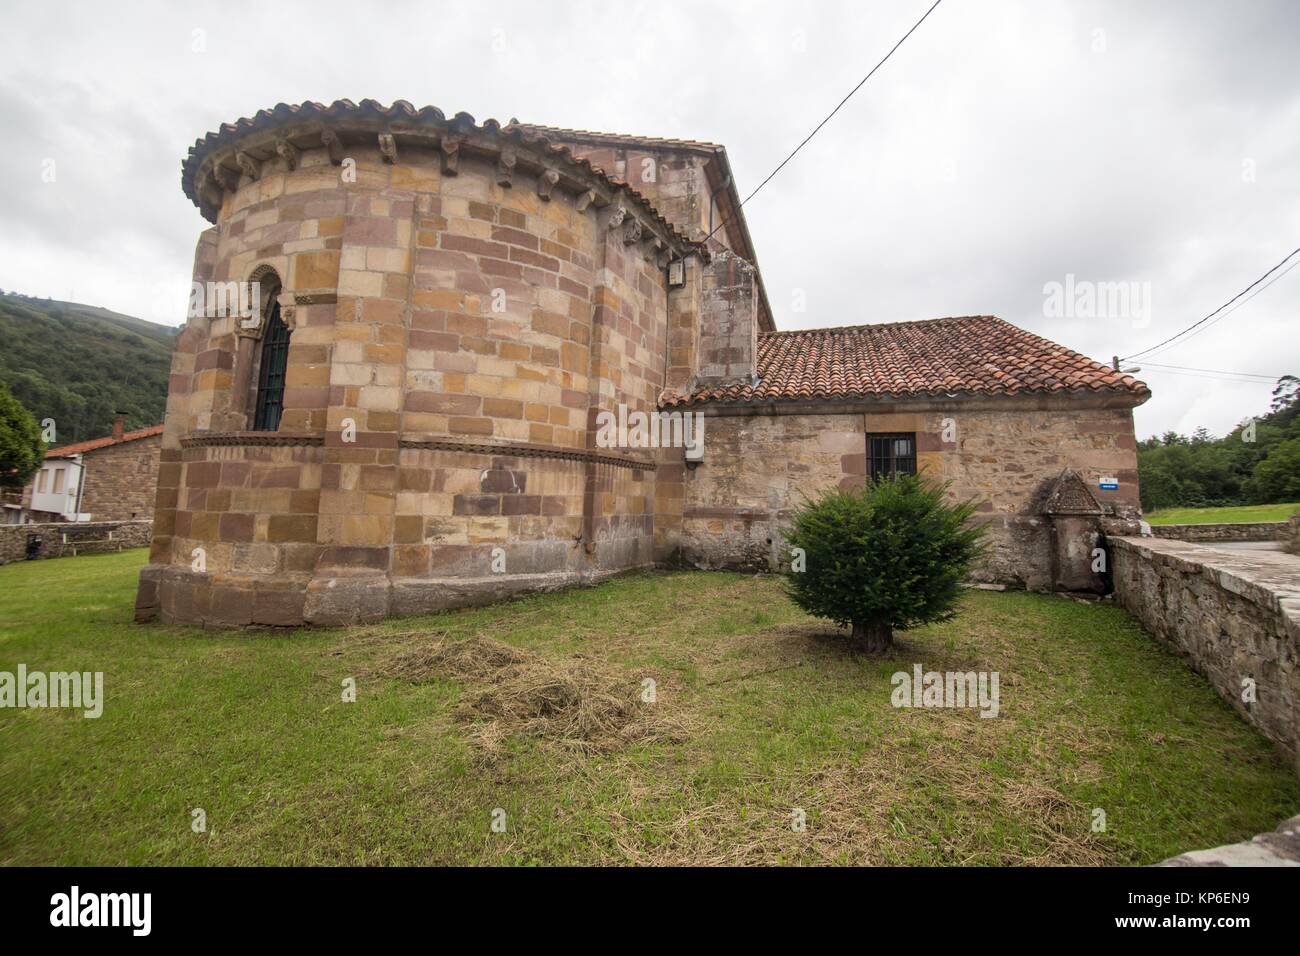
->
[134,100,1149,628]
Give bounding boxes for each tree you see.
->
[1269,375,1300,418]
[0,381,45,489]
[781,476,987,653]
[1242,437,1300,503]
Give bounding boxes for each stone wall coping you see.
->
[1149,521,1287,541]
[1111,536,1300,639]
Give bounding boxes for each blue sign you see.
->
[1099,476,1119,490]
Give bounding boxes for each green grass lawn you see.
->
[1,549,1296,865]
[1144,502,1300,525]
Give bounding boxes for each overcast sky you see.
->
[1,0,1295,439]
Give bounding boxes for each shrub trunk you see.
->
[851,619,892,654]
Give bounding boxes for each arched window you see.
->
[252,284,291,431]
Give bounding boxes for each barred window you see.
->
[867,433,917,480]
[252,292,291,432]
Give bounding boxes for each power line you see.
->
[703,0,945,247]
[1140,361,1288,381]
[1137,367,1283,385]
[1120,247,1300,361]
[1136,256,1300,362]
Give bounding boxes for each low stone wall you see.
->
[1148,521,1287,542]
[1159,814,1300,866]
[0,520,152,565]
[1110,536,1300,769]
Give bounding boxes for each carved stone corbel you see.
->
[279,304,299,332]
[496,149,517,187]
[537,168,560,202]
[576,189,597,212]
[275,138,300,171]
[320,128,344,165]
[439,136,461,175]
[235,151,261,182]
[605,204,628,230]
[622,217,643,245]
[378,133,397,164]
[212,163,240,192]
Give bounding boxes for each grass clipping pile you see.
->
[381,636,691,758]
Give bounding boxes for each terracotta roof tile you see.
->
[660,316,1149,408]
[46,425,164,458]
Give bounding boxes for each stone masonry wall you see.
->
[1149,521,1287,542]
[696,251,758,385]
[140,122,699,627]
[78,435,162,522]
[0,520,152,565]
[1111,536,1300,770]
[679,399,1142,589]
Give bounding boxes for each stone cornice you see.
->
[399,437,657,471]
[181,432,325,448]
[182,99,704,262]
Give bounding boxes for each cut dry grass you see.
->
[378,635,694,758]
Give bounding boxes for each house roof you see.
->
[46,425,164,459]
[180,100,702,254]
[660,316,1150,408]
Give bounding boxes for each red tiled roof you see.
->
[46,425,164,458]
[660,316,1150,408]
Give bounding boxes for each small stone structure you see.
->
[1040,468,1107,593]
[0,520,152,565]
[1111,536,1300,769]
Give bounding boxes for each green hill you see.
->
[0,292,176,444]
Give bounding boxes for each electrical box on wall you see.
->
[667,259,685,287]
